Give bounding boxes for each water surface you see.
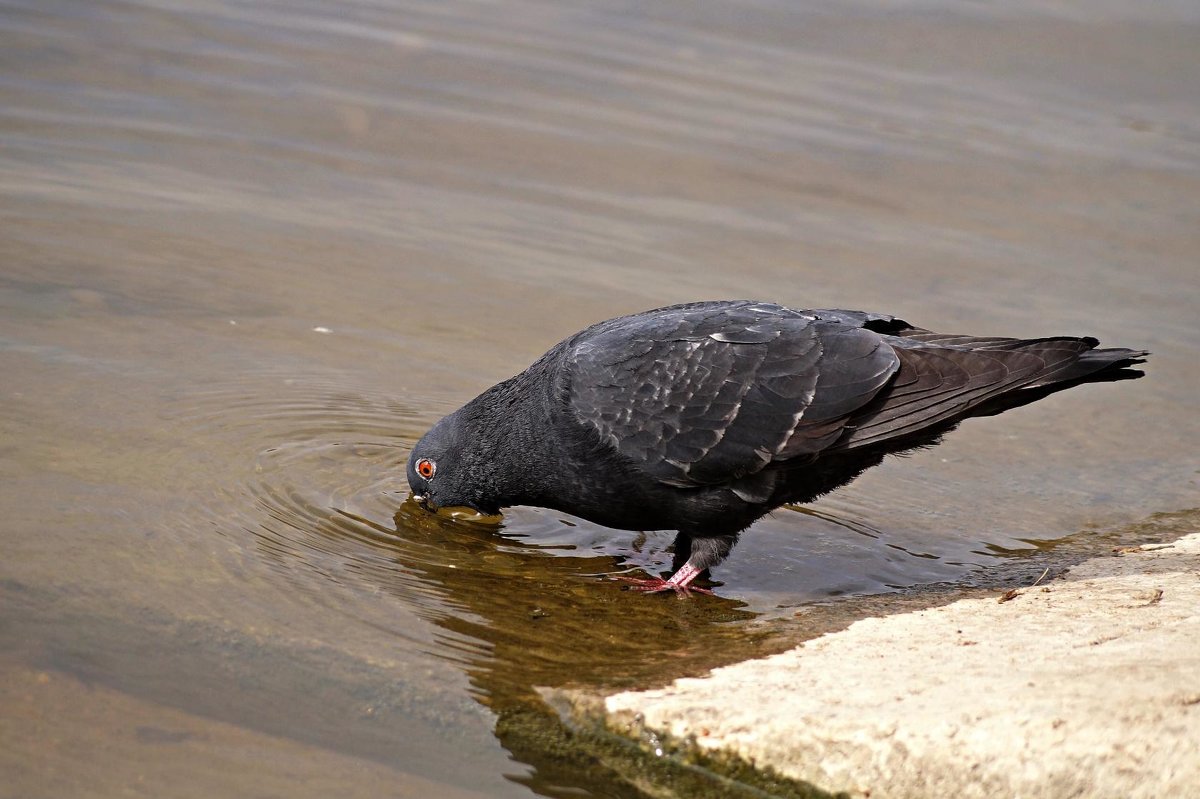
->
[2,1,1198,796]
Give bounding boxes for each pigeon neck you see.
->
[459,366,561,509]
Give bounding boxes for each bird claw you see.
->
[609,575,714,596]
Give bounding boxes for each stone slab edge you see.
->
[602,534,1200,799]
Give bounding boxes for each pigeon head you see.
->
[406,406,505,515]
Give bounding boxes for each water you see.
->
[2,1,1198,796]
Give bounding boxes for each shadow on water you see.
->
[321,500,833,798]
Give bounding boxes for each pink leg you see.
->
[612,562,714,595]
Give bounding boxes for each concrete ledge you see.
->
[605,534,1200,799]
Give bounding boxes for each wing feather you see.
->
[564,302,899,487]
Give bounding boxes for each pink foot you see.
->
[611,563,713,595]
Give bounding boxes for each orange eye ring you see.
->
[415,458,436,480]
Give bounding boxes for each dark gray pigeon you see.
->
[407,301,1147,593]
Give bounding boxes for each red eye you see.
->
[415,458,436,480]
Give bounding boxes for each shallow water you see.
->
[2,1,1198,796]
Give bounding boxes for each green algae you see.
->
[497,699,845,799]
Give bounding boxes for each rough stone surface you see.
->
[605,534,1200,799]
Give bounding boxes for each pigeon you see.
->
[407,301,1147,594]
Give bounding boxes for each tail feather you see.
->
[1022,345,1148,389]
[833,335,1149,448]
[972,344,1148,417]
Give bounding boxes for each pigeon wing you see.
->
[563,303,900,487]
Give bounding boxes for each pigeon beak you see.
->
[412,493,437,512]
